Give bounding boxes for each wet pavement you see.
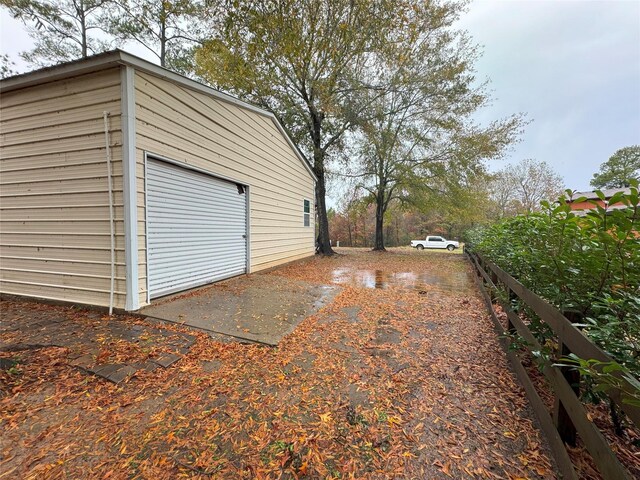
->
[331,268,474,293]
[141,274,338,346]
[140,258,472,345]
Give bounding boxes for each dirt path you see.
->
[0,249,555,479]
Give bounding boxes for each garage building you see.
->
[0,50,317,311]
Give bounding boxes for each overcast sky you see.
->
[2,0,639,191]
[457,0,640,190]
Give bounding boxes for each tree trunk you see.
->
[160,18,167,67]
[79,3,87,58]
[315,172,333,254]
[310,108,334,255]
[362,213,366,248]
[373,190,385,251]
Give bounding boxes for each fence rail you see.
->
[466,249,639,480]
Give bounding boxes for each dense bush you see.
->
[469,184,639,394]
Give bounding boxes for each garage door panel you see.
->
[146,190,244,209]
[148,241,242,253]
[146,158,247,298]
[151,255,247,273]
[146,201,245,217]
[145,252,246,270]
[145,169,242,194]
[147,218,244,230]
[150,262,245,286]
[147,234,246,243]
[146,184,243,204]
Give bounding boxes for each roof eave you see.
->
[0,50,130,92]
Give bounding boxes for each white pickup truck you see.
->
[411,235,460,251]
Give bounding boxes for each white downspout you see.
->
[103,111,115,315]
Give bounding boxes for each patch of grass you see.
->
[376,410,388,423]
[271,440,294,453]
[260,440,294,465]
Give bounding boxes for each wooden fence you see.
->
[466,249,639,480]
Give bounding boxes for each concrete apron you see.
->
[140,274,339,346]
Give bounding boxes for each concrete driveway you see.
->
[141,273,338,346]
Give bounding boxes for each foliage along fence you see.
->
[467,250,639,479]
[465,185,639,382]
[464,185,639,479]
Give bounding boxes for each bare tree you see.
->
[107,0,212,71]
[346,28,523,250]
[2,0,114,66]
[492,159,565,215]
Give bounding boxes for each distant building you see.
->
[567,188,632,213]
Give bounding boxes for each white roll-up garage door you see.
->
[146,158,247,299]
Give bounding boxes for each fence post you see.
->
[553,311,581,446]
[506,287,517,335]
[554,340,579,446]
[508,285,519,311]
[489,271,498,303]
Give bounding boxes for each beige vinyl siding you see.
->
[134,71,314,303]
[0,68,125,308]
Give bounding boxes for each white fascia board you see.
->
[121,65,140,311]
[0,51,123,92]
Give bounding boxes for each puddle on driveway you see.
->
[331,269,473,293]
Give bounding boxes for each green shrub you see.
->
[472,183,639,394]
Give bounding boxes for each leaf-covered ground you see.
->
[0,249,556,479]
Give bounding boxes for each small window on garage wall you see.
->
[303,199,311,227]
